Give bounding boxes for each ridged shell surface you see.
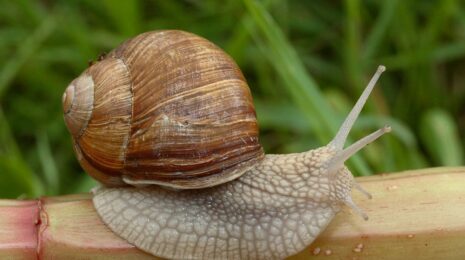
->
[63,30,263,188]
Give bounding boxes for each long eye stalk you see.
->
[330,65,386,150]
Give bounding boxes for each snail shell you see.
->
[63,30,264,189]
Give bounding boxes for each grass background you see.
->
[0,0,464,198]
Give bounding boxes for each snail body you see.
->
[63,30,390,259]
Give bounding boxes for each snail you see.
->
[62,30,390,259]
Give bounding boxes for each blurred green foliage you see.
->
[0,0,464,198]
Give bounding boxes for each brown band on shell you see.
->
[122,151,264,189]
[124,135,262,177]
[73,142,126,186]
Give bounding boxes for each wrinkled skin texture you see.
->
[93,146,356,260]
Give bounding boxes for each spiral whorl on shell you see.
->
[63,30,264,189]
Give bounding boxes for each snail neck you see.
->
[237,146,351,204]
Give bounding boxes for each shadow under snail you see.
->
[62,30,390,259]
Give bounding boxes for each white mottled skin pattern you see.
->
[93,145,356,259]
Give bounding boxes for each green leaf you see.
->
[101,0,141,36]
[37,131,59,195]
[0,15,56,98]
[0,108,43,198]
[420,109,464,166]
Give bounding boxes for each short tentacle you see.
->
[343,196,369,221]
[353,181,372,199]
